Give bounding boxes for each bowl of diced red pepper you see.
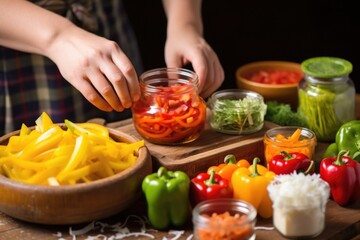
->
[236,61,304,109]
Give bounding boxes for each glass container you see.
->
[298,57,356,142]
[264,126,317,167]
[132,68,206,145]
[207,89,267,135]
[267,173,330,239]
[192,198,257,240]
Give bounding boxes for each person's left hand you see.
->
[164,26,224,99]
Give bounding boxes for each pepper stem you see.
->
[157,166,171,180]
[333,149,349,166]
[250,157,261,177]
[224,154,236,164]
[280,151,294,161]
[204,169,218,186]
[304,160,314,175]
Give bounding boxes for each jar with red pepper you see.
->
[132,68,206,145]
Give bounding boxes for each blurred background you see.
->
[124,0,360,94]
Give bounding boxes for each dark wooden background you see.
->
[124,0,360,94]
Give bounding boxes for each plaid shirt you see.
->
[0,0,142,135]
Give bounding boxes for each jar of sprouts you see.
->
[298,57,355,142]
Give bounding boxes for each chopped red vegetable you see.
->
[245,69,303,85]
[195,211,253,240]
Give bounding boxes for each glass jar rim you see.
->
[192,199,257,228]
[209,89,264,101]
[139,67,199,91]
[264,127,316,146]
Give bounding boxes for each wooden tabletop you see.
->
[0,95,359,240]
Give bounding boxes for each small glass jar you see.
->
[207,89,267,135]
[264,126,317,167]
[267,173,330,239]
[298,57,356,142]
[192,199,257,240]
[132,68,206,145]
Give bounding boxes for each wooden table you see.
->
[0,96,359,240]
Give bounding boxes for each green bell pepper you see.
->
[336,120,360,161]
[323,120,360,162]
[142,166,190,229]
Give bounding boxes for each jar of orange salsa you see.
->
[132,68,206,145]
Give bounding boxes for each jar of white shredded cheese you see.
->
[267,173,330,238]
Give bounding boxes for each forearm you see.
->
[162,0,203,37]
[0,0,75,56]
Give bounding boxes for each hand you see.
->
[164,26,224,99]
[47,25,140,112]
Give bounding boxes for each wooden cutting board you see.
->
[107,119,278,178]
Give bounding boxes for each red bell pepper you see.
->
[269,151,314,175]
[320,150,360,206]
[190,169,233,206]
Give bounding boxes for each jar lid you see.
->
[301,57,352,78]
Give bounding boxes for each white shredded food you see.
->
[57,215,191,240]
[267,172,330,208]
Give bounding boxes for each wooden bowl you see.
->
[236,61,304,109]
[0,127,152,225]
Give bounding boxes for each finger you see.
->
[99,59,133,109]
[112,51,140,103]
[74,77,114,112]
[87,68,125,111]
[190,51,209,95]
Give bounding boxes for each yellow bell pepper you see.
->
[231,157,275,218]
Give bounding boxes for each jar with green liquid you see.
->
[298,57,355,142]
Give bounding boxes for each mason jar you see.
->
[132,68,206,145]
[298,57,355,142]
[192,199,257,240]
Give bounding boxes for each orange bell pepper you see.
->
[207,154,250,182]
[231,157,275,218]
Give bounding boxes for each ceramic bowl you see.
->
[236,61,304,109]
[0,126,152,225]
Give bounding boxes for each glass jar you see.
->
[192,199,257,240]
[263,126,317,167]
[207,89,267,135]
[132,68,206,145]
[267,173,330,239]
[298,57,356,142]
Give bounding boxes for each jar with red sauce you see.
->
[132,68,206,145]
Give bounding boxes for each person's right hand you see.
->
[47,25,140,112]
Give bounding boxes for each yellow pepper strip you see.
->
[32,148,57,162]
[56,134,89,182]
[59,161,103,183]
[35,112,55,133]
[1,164,19,180]
[19,125,64,160]
[77,122,109,138]
[19,123,31,137]
[25,167,62,185]
[231,157,275,218]
[6,124,32,153]
[65,120,108,145]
